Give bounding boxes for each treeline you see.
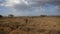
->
[0,14,60,18]
[0,14,48,17]
[0,14,14,18]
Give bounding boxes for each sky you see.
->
[0,0,60,16]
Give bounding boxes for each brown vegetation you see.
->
[0,16,60,34]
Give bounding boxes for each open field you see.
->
[0,16,60,34]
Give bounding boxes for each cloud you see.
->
[0,0,60,16]
[1,0,60,10]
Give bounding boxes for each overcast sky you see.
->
[0,0,60,16]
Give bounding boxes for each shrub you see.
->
[8,14,14,18]
[57,31,60,34]
[8,22,20,30]
[0,15,3,18]
[37,29,46,33]
[0,28,6,34]
[40,15,47,17]
[0,31,6,34]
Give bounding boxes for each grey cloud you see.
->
[0,0,6,4]
[28,0,60,5]
[0,0,60,16]
[14,4,31,11]
[8,0,59,11]
[1,0,60,12]
[0,0,60,10]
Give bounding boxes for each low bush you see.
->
[8,22,20,30]
[40,15,47,17]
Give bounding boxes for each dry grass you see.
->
[0,16,60,34]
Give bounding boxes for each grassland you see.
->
[0,16,60,34]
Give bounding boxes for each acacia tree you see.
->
[40,15,47,17]
[8,14,14,17]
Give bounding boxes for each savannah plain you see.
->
[0,16,60,34]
